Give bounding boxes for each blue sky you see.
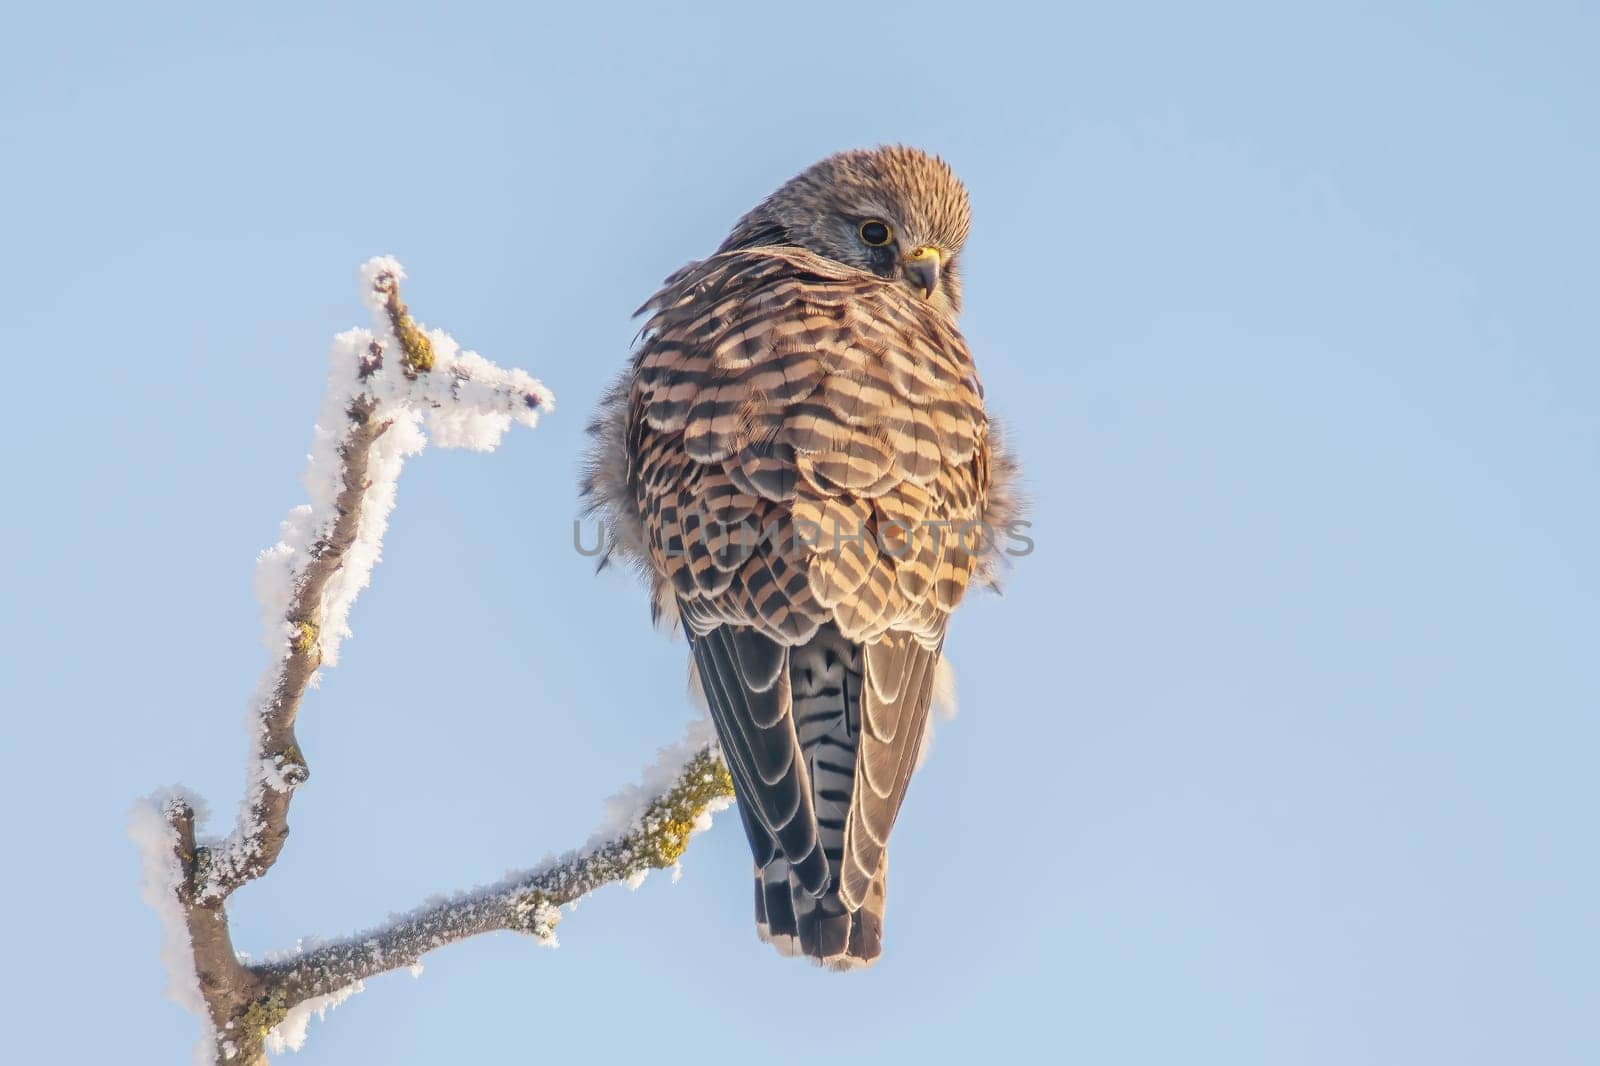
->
[2,2,1596,1063]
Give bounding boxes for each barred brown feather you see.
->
[584,146,1011,970]
[630,246,988,647]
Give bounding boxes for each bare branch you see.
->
[131,259,730,1065]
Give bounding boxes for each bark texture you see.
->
[135,264,732,1065]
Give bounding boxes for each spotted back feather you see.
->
[584,147,1010,970]
[629,246,988,649]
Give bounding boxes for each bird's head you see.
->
[720,145,972,315]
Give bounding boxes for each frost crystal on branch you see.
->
[128,259,736,1066]
[129,789,214,1065]
[206,256,553,901]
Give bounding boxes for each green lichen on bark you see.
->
[504,747,733,938]
[384,286,434,378]
[634,748,734,868]
[292,620,319,655]
[580,747,733,883]
[273,742,308,787]
[240,988,288,1038]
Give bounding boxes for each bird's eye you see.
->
[858,219,893,246]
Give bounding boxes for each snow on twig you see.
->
[204,256,553,900]
[128,259,735,1066]
[256,737,734,1008]
[129,789,215,1066]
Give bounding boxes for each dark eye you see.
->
[858,219,892,246]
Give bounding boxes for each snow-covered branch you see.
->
[129,260,733,1066]
[256,735,732,1011]
[202,259,553,902]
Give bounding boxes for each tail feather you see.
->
[753,859,801,958]
[753,854,887,970]
[697,618,929,970]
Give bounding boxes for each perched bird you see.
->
[583,146,1022,969]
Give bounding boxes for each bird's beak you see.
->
[902,246,942,300]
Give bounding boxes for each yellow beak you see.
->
[902,246,942,300]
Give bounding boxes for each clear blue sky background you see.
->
[2,3,1595,1063]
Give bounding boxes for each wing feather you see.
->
[691,629,829,894]
[841,636,942,907]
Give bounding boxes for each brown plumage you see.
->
[582,146,1022,969]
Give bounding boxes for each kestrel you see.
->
[583,146,1022,969]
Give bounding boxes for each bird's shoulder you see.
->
[635,247,967,367]
[619,247,990,647]
[630,246,979,441]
